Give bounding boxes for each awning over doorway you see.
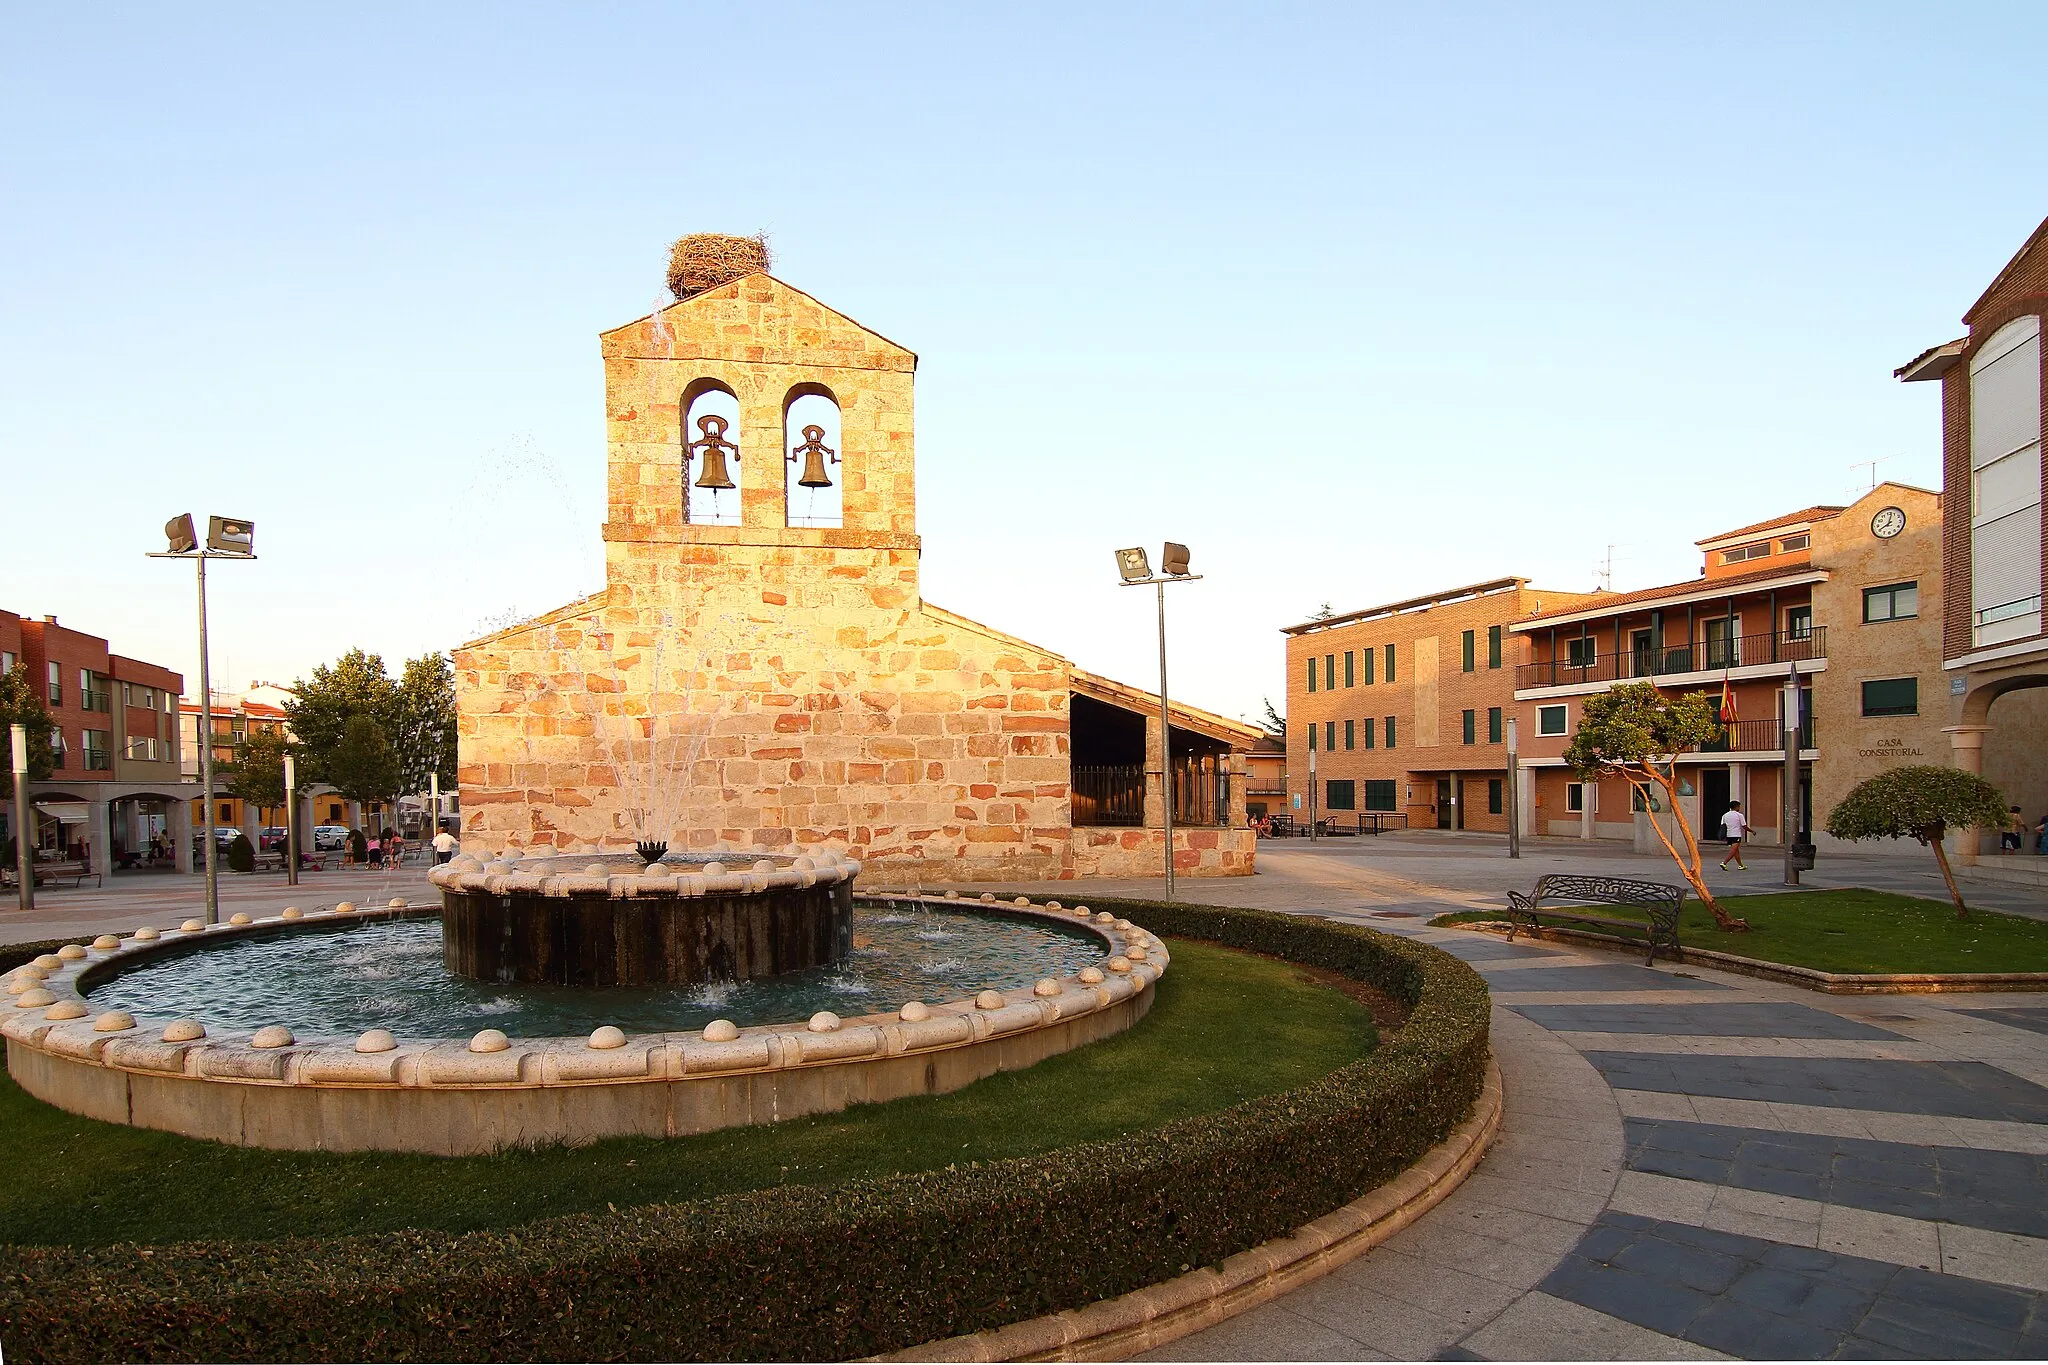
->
[35,802,89,825]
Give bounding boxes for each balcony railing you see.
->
[1517,626,1826,689]
[1702,717,1816,753]
[81,746,113,772]
[81,688,112,713]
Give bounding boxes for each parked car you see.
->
[313,825,350,852]
[259,826,289,852]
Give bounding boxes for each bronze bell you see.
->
[791,424,837,489]
[690,414,737,491]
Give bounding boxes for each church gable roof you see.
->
[600,274,918,372]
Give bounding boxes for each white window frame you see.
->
[1537,704,1568,736]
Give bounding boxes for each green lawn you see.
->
[0,938,1374,1249]
[1436,888,2048,975]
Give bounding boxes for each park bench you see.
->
[1505,873,1685,966]
[1,860,101,890]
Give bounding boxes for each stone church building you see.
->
[454,269,1257,881]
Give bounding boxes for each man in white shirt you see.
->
[1718,801,1749,871]
[432,829,458,865]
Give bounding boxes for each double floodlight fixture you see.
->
[163,514,256,558]
[1114,542,1195,585]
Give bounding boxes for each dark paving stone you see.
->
[1587,1052,2048,1122]
[1510,1000,1907,1039]
[1425,936,1571,963]
[1431,1348,1487,1361]
[1623,1118,2048,1238]
[1956,1006,2048,1038]
[1544,1212,2048,1359]
[1481,964,1729,992]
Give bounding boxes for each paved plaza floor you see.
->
[7,835,2048,1358]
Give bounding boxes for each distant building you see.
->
[1896,214,2048,858]
[2,608,188,876]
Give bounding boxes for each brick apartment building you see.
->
[1282,579,1597,833]
[2,609,191,877]
[1510,483,1979,854]
[1897,214,2048,859]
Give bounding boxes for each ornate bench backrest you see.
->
[1530,873,1684,909]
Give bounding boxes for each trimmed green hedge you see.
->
[1,941,71,976]
[0,902,1489,1364]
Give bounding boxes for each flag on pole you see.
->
[1719,677,1738,725]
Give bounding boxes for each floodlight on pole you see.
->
[150,513,257,925]
[1113,543,1205,898]
[1505,716,1521,859]
[11,724,32,911]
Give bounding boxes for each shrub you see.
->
[226,833,255,874]
[0,903,1489,1363]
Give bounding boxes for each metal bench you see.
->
[1505,873,1685,966]
[6,860,102,890]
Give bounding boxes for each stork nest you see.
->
[666,233,771,300]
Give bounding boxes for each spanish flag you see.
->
[1719,678,1738,725]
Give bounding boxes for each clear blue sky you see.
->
[4,3,2043,724]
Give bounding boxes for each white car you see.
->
[312,825,350,852]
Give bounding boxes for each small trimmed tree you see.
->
[224,729,291,820]
[0,664,55,781]
[1824,765,2010,919]
[1563,682,1748,932]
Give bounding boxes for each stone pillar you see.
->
[86,796,113,880]
[1227,752,1248,828]
[1944,724,1993,863]
[1142,714,1165,830]
[170,798,193,872]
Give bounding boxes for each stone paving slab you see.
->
[1584,1052,2048,1123]
[1511,1002,1909,1040]
[1956,1006,2048,1038]
[1475,964,1731,993]
[1623,1117,2048,1239]
[1542,1211,2048,1358]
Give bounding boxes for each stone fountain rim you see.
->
[429,846,860,899]
[3,894,1165,1097]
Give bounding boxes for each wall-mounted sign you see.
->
[1858,737,1925,761]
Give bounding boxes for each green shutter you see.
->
[1488,625,1503,669]
[1325,654,1335,690]
[1461,630,1475,673]
[1385,715,1396,749]
[1363,647,1375,685]
[1488,707,1502,743]
[1307,723,1317,750]
[1488,779,1503,815]
[1462,709,1475,744]
[1344,651,1355,687]
[1362,717,1374,749]
[1325,720,1336,751]
[1385,644,1396,682]
[1344,719,1355,750]
[1305,657,1316,692]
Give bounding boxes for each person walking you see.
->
[432,828,457,864]
[2003,806,2027,854]
[1718,800,1750,871]
[366,833,383,869]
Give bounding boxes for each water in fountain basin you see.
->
[88,903,1107,1040]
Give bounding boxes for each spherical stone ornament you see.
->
[354,1028,397,1053]
[1014,896,1031,907]
[980,892,996,903]
[1113,919,1132,931]
[1033,978,1062,997]
[387,897,408,909]
[33,954,64,970]
[588,1025,627,1050]
[645,863,673,876]
[250,1025,295,1049]
[179,920,204,933]
[1045,901,1063,911]
[5,978,38,997]
[898,1001,932,1022]
[1069,907,1090,918]
[57,944,87,960]
[702,1019,740,1042]
[280,907,303,921]
[1078,968,1105,986]
[93,1011,137,1033]
[228,913,253,926]
[163,1019,206,1043]
[43,1001,88,1020]
[1106,957,1133,974]
[585,863,608,876]
[753,859,777,873]
[943,888,959,899]
[1127,946,1150,961]
[91,934,120,950]
[15,989,56,1007]
[134,927,160,941]
[807,1011,842,1033]
[469,1029,510,1054]
[702,861,726,876]
[334,902,356,915]
[1093,912,1115,925]
[975,990,1006,1010]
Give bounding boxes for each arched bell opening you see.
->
[681,379,742,526]
[782,385,843,529]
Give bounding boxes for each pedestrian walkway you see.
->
[1132,871,2048,1359]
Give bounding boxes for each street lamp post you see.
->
[1308,745,1318,843]
[1781,663,1802,888]
[284,751,299,888]
[1506,716,1521,859]
[150,514,257,925]
[1116,544,1202,899]
[12,724,33,912]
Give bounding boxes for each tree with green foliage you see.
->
[284,649,397,786]
[326,715,400,820]
[1259,697,1285,742]
[391,653,457,799]
[224,728,291,817]
[1563,681,1748,932]
[0,664,56,781]
[1825,765,2011,919]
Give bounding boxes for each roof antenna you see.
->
[1594,544,1630,592]
[1849,456,1893,492]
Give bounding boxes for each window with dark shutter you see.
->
[1461,630,1475,673]
[1488,625,1502,669]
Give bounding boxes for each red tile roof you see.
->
[1696,506,1844,546]
[1520,564,1824,624]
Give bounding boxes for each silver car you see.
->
[312,825,350,852]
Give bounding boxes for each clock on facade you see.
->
[1871,506,1906,539]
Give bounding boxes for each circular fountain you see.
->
[431,848,857,986]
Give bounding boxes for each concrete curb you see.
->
[875,1055,1504,1363]
[1451,921,2048,995]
